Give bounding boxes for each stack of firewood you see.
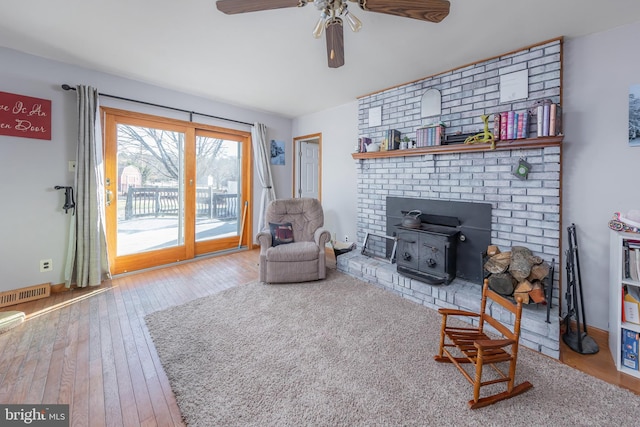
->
[483,245,550,304]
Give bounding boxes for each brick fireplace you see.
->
[338,145,561,358]
[337,39,563,358]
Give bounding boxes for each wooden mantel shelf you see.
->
[351,136,563,160]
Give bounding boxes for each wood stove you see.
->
[386,197,492,285]
[396,218,460,285]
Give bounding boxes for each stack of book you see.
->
[357,136,372,153]
[382,129,401,151]
[416,122,445,147]
[534,102,562,137]
[624,240,640,281]
[494,111,530,141]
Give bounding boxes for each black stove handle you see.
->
[398,237,416,244]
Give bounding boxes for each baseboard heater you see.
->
[0,283,51,308]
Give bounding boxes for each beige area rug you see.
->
[145,269,640,426]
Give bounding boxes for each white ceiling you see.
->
[1,0,640,119]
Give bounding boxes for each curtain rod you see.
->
[61,84,253,127]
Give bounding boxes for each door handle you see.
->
[106,189,113,206]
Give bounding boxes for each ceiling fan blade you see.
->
[326,19,345,68]
[216,0,306,15]
[356,0,450,23]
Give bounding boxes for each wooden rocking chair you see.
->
[434,279,533,409]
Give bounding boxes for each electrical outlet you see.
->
[40,259,52,272]
[345,235,349,242]
[68,161,76,172]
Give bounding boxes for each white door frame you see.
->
[292,133,321,201]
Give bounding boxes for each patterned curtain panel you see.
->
[63,85,110,287]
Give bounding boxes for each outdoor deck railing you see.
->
[124,187,238,220]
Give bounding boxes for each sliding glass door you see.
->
[103,108,252,275]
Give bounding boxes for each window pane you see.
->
[195,136,240,242]
[116,124,185,255]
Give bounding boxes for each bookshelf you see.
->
[351,136,563,160]
[609,230,640,379]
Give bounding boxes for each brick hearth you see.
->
[337,251,559,358]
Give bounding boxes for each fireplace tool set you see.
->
[562,223,599,354]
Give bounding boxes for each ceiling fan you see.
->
[216,0,450,68]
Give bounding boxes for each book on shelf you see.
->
[542,103,550,137]
[416,122,445,147]
[630,247,639,281]
[536,105,544,137]
[493,113,501,140]
[624,285,640,324]
[622,328,640,370]
[521,110,530,138]
[500,112,508,140]
[386,129,401,150]
[358,136,372,153]
[623,287,627,323]
[549,104,562,136]
[625,243,631,280]
[506,111,515,139]
[416,127,428,147]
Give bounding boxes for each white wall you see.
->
[292,102,359,244]
[0,47,291,293]
[563,21,640,330]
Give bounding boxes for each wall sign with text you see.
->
[0,91,52,140]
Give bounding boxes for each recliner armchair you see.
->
[256,198,331,284]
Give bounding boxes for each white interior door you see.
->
[294,135,320,199]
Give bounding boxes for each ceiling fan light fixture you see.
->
[345,11,362,32]
[312,15,326,38]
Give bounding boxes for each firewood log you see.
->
[509,246,539,281]
[514,280,533,304]
[529,280,547,304]
[515,279,534,293]
[514,291,530,304]
[487,245,501,257]
[527,262,550,282]
[484,252,511,274]
[488,273,517,296]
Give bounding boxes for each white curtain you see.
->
[251,123,276,232]
[63,85,110,287]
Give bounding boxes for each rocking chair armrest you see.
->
[438,308,480,318]
[474,338,515,351]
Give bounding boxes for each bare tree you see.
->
[117,125,225,184]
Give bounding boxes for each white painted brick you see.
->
[353,42,561,358]
[498,217,527,226]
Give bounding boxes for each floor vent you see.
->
[0,283,51,308]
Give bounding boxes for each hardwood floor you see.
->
[0,249,637,427]
[560,324,640,395]
[0,249,261,427]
